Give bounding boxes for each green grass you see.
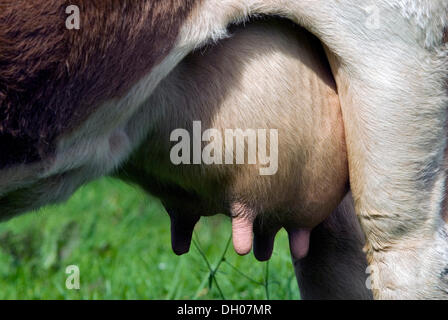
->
[0,178,300,300]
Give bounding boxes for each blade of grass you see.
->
[192,233,231,300]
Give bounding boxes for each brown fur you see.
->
[0,0,199,168]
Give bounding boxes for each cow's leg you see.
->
[327,51,448,299]
[317,6,448,297]
[316,6,448,299]
[294,194,373,300]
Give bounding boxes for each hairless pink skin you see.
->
[231,202,311,261]
[287,228,311,260]
[231,203,256,256]
[233,218,312,261]
[232,216,255,256]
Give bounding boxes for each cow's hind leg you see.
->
[320,11,448,300]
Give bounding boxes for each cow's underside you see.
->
[0,0,444,224]
[1,0,448,299]
[0,1,345,224]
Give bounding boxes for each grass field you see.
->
[0,178,300,300]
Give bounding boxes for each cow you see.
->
[0,1,447,299]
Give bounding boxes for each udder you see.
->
[117,19,348,261]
